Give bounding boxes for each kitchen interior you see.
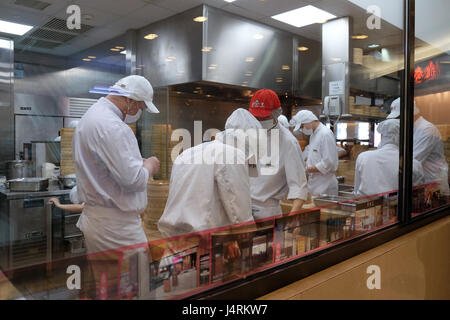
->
[0,0,449,300]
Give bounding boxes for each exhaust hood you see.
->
[136,5,321,99]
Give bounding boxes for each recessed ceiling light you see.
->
[0,19,33,36]
[115,46,125,50]
[82,58,91,62]
[245,57,255,62]
[245,72,253,76]
[88,56,96,59]
[368,44,380,48]
[201,46,212,52]
[253,34,264,40]
[135,67,142,70]
[271,5,336,28]
[352,34,368,40]
[297,46,309,51]
[110,48,120,51]
[144,33,158,40]
[224,0,236,3]
[282,65,290,70]
[193,16,208,23]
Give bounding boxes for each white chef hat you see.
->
[377,119,400,147]
[110,75,159,113]
[277,115,290,128]
[290,110,318,133]
[387,98,419,119]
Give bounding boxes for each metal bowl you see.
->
[59,174,76,189]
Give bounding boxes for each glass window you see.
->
[1,0,437,301]
[412,0,450,216]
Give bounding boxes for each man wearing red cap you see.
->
[248,89,308,219]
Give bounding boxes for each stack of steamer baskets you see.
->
[142,124,178,230]
[150,124,179,180]
[143,178,170,230]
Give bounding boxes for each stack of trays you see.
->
[60,128,76,176]
[151,124,180,180]
[142,179,170,230]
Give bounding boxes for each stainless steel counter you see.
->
[0,189,71,200]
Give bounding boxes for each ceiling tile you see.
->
[222,4,266,21]
[52,4,121,27]
[142,0,203,13]
[230,0,312,17]
[72,0,147,16]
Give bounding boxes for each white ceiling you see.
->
[0,0,442,58]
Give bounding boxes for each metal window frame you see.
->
[185,0,450,300]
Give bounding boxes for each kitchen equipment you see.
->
[6,160,34,180]
[31,142,61,178]
[41,162,55,179]
[8,178,49,192]
[58,174,76,189]
[0,193,54,271]
[143,180,170,230]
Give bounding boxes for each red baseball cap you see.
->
[249,89,281,118]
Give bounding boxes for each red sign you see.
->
[415,61,441,84]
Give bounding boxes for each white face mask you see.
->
[302,127,313,135]
[124,109,142,123]
[124,100,143,123]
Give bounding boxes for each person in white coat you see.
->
[387,98,449,195]
[73,75,160,253]
[290,110,339,196]
[157,108,260,237]
[248,89,308,219]
[354,119,424,197]
[277,115,290,128]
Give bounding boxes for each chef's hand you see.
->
[143,156,160,176]
[48,197,60,206]
[306,166,319,174]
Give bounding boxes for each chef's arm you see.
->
[285,142,309,211]
[97,125,149,192]
[48,198,84,213]
[290,199,305,213]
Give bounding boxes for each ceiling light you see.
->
[193,16,208,22]
[352,34,368,40]
[135,67,142,70]
[120,50,126,55]
[88,56,96,59]
[115,46,125,50]
[201,46,212,52]
[245,57,255,62]
[82,58,91,62]
[297,46,309,51]
[282,65,290,70]
[168,56,176,60]
[0,19,33,36]
[224,0,236,3]
[144,33,158,40]
[193,90,199,93]
[245,72,253,76]
[331,58,341,62]
[253,34,264,40]
[110,48,120,52]
[271,5,336,28]
[368,44,380,48]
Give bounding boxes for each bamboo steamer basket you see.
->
[143,179,170,230]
